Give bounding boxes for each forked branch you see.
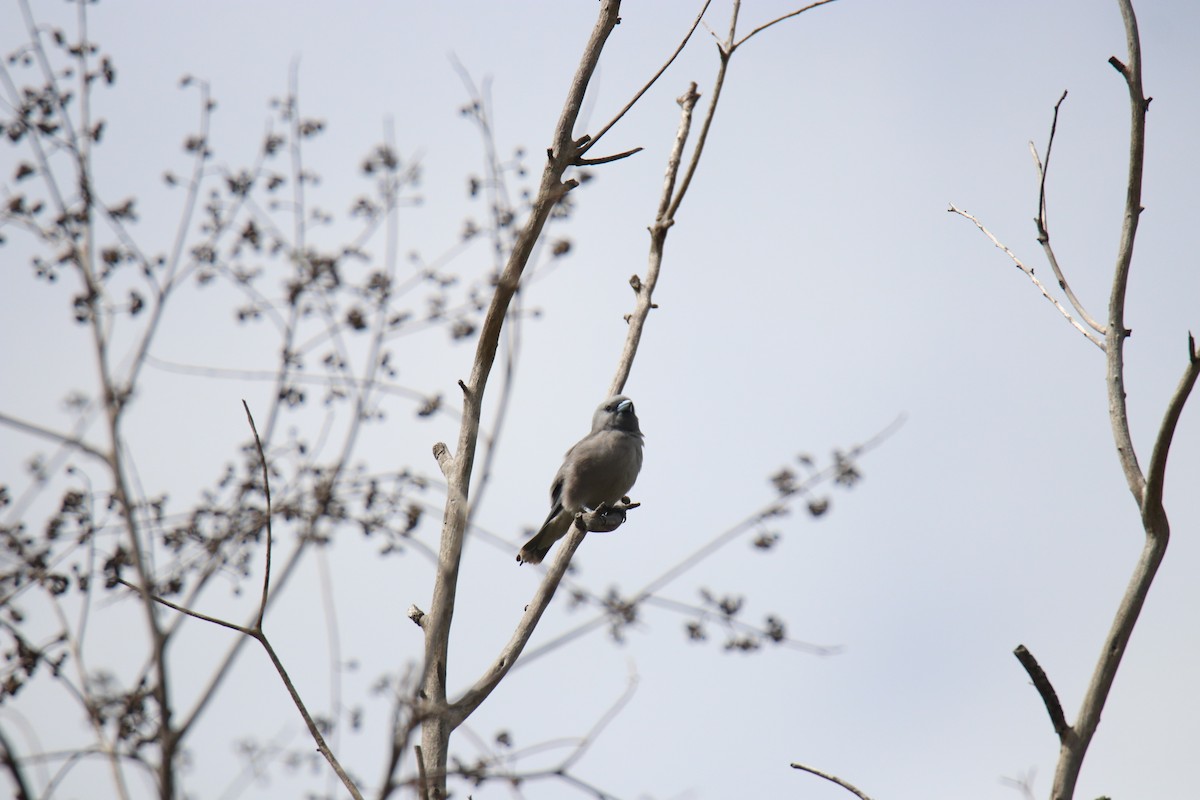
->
[1032,90,1107,336]
[119,402,363,800]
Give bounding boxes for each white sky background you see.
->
[2,1,1199,799]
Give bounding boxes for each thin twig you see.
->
[611,82,698,397]
[118,405,364,800]
[116,578,247,633]
[636,415,904,601]
[664,0,839,223]
[734,0,841,50]
[1013,645,1069,741]
[0,412,108,463]
[243,400,272,628]
[790,762,874,800]
[256,635,364,800]
[558,671,639,773]
[1031,91,1106,336]
[580,0,713,157]
[574,145,644,166]
[1144,334,1200,515]
[948,204,1105,349]
[0,724,34,800]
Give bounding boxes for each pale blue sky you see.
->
[2,2,1198,799]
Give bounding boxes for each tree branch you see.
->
[0,412,109,463]
[449,504,636,726]
[580,0,713,157]
[1032,90,1107,336]
[947,204,1105,348]
[1013,644,1069,741]
[1143,334,1200,516]
[1103,0,1149,505]
[734,0,842,50]
[1051,4,1169,799]
[0,724,33,800]
[418,2,624,795]
[790,762,874,800]
[117,403,365,800]
[610,83,698,396]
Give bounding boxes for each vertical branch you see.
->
[55,0,180,793]
[1103,0,1149,505]
[418,2,623,796]
[610,83,699,396]
[1049,3,1193,799]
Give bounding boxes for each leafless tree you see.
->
[0,1,872,799]
[949,1,1198,798]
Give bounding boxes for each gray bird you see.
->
[517,395,644,565]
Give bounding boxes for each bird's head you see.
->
[594,395,642,435]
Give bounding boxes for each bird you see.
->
[516,395,644,565]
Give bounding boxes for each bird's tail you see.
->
[516,511,572,565]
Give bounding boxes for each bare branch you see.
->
[432,442,453,478]
[115,578,249,634]
[420,2,624,792]
[0,723,34,800]
[242,400,272,629]
[573,145,644,166]
[635,414,903,601]
[0,412,109,463]
[581,0,713,156]
[116,402,365,800]
[448,502,638,726]
[256,634,365,800]
[1057,528,1166,800]
[1032,90,1106,336]
[1144,334,1200,516]
[790,762,874,800]
[1052,4,1163,798]
[734,0,842,50]
[610,83,699,397]
[666,0,838,223]
[947,204,1105,349]
[1013,645,1069,741]
[558,670,639,773]
[1103,0,1150,505]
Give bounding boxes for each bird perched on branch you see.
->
[517,395,644,565]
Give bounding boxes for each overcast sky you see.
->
[2,1,1199,799]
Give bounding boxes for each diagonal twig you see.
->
[580,0,713,158]
[790,762,874,800]
[734,0,842,50]
[1013,644,1069,742]
[948,204,1105,349]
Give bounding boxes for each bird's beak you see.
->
[616,399,633,413]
